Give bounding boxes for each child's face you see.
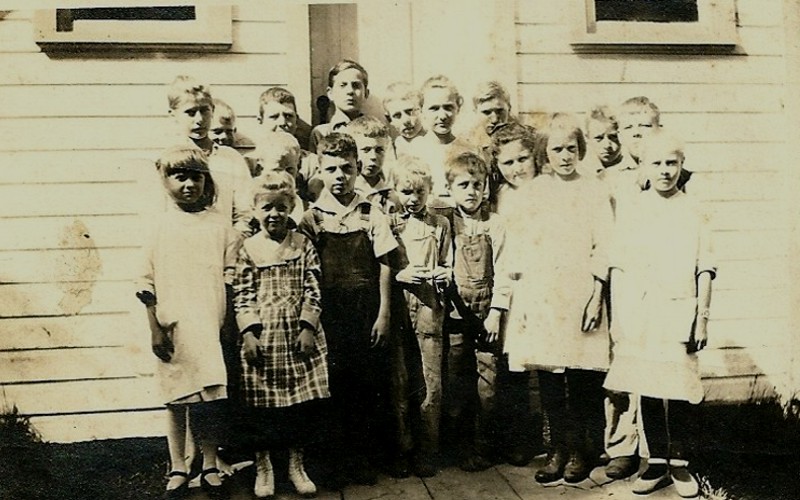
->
[547,130,579,178]
[327,68,368,115]
[163,169,206,206]
[257,151,300,180]
[421,88,460,137]
[254,191,294,238]
[618,112,657,161]
[260,101,298,135]
[396,179,430,215]
[496,139,535,188]
[353,134,388,181]
[476,97,511,134]
[448,171,486,214]
[209,116,236,147]
[318,154,359,198]
[644,148,683,196]
[171,97,213,140]
[587,118,621,167]
[385,99,422,140]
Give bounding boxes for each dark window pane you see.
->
[595,0,699,23]
[56,7,196,31]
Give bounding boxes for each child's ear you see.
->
[326,86,333,100]
[356,158,363,173]
[364,87,370,99]
[456,96,464,110]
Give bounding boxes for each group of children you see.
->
[137,59,715,500]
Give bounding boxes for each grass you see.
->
[1,401,800,499]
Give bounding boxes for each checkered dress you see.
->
[233,232,330,408]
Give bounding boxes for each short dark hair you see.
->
[317,132,358,160]
[327,59,369,89]
[258,87,297,120]
[344,116,390,140]
[445,149,489,185]
[155,145,216,208]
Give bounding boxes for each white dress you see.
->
[138,206,238,404]
[503,172,612,372]
[603,190,715,403]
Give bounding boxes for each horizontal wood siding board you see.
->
[708,317,788,348]
[0,346,143,384]
[0,83,286,119]
[0,313,133,350]
[2,52,290,86]
[28,409,167,442]
[0,248,139,284]
[0,215,141,250]
[0,281,138,318]
[1,376,162,415]
[698,346,788,378]
[516,25,786,57]
[0,182,143,216]
[517,54,785,85]
[0,151,159,184]
[713,257,786,291]
[711,288,788,321]
[516,82,783,113]
[702,375,777,403]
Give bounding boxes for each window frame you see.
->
[571,0,739,54]
[33,5,232,51]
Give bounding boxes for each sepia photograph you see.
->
[1,0,799,498]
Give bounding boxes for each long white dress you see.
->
[503,172,613,372]
[603,190,715,404]
[138,205,238,404]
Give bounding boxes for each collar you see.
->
[313,188,369,216]
[243,231,303,267]
[456,203,489,222]
[329,109,361,131]
[355,175,390,197]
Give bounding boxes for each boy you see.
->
[608,97,692,206]
[584,105,623,175]
[298,133,397,487]
[440,150,511,472]
[258,86,319,203]
[249,132,306,224]
[408,75,465,204]
[345,116,400,213]
[382,82,425,157]
[208,98,255,155]
[467,81,514,156]
[309,60,370,154]
[167,76,252,235]
[391,156,452,477]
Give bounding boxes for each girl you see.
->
[503,113,612,484]
[233,171,330,499]
[604,131,713,498]
[489,122,541,215]
[136,145,236,499]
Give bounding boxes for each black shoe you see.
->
[200,468,226,500]
[164,471,189,500]
[606,455,640,480]
[534,450,566,483]
[459,453,493,472]
[563,452,591,483]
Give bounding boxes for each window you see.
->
[572,0,738,53]
[34,6,232,51]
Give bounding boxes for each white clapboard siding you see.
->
[514,0,790,402]
[0,4,309,441]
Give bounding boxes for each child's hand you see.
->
[581,292,603,332]
[371,314,389,348]
[483,309,502,344]
[242,332,263,368]
[296,328,315,356]
[151,321,176,362]
[689,318,709,353]
[431,266,452,287]
[396,266,429,285]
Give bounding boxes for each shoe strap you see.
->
[669,458,689,468]
[168,470,189,478]
[647,457,668,465]
[202,467,221,477]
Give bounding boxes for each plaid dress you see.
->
[233,230,330,408]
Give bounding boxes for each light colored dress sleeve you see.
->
[489,216,511,311]
[233,243,261,333]
[300,235,323,332]
[135,223,157,297]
